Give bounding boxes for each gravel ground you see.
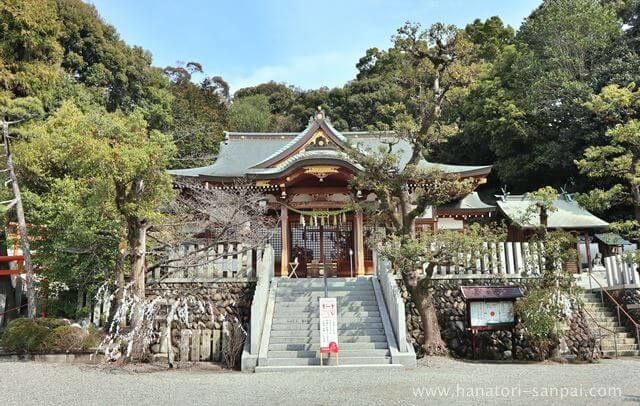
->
[1,357,639,405]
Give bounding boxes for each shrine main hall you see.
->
[169,111,493,278]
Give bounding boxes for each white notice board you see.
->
[469,301,514,327]
[319,297,338,353]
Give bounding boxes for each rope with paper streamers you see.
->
[281,203,353,227]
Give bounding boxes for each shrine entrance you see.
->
[289,217,355,278]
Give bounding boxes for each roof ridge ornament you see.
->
[560,186,573,202]
[496,185,510,202]
[312,106,326,122]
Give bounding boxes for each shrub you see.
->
[514,289,562,360]
[41,325,86,353]
[1,318,69,353]
[1,318,101,354]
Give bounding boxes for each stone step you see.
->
[275,291,376,297]
[587,321,620,328]
[275,305,380,313]
[590,326,629,334]
[268,342,390,351]
[276,299,378,306]
[268,335,388,344]
[601,337,637,345]
[271,322,384,331]
[601,349,640,357]
[269,328,386,337]
[272,317,383,324]
[273,310,381,318]
[265,356,392,367]
[276,296,377,302]
[587,312,618,320]
[277,280,372,285]
[277,282,372,288]
[267,349,391,358]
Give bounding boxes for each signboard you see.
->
[469,301,515,327]
[319,298,339,354]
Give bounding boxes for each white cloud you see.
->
[226,51,361,93]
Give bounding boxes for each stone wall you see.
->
[565,309,598,361]
[399,278,596,361]
[145,282,255,362]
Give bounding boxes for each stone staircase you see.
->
[256,277,401,370]
[582,292,640,357]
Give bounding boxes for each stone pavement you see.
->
[1,357,639,405]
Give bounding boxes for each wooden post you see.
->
[355,210,365,276]
[281,205,289,277]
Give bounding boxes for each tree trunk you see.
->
[128,217,147,300]
[106,234,128,330]
[127,215,149,361]
[401,268,447,355]
[633,185,640,223]
[3,122,36,318]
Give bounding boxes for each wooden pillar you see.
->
[280,205,289,277]
[355,209,365,276]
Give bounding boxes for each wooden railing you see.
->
[430,241,545,279]
[148,242,257,283]
[588,272,640,350]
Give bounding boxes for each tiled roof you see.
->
[168,118,492,179]
[496,194,609,229]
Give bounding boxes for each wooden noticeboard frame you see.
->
[460,286,523,359]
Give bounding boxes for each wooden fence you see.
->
[430,241,545,278]
[148,242,257,283]
[602,252,639,289]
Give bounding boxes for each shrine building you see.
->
[168,110,493,278]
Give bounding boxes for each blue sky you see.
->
[88,0,542,92]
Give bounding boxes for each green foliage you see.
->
[1,318,67,353]
[229,94,273,132]
[164,63,229,169]
[576,83,640,235]
[14,102,175,292]
[515,230,580,360]
[1,318,102,353]
[514,289,560,359]
[439,0,625,193]
[41,324,101,353]
[375,224,505,278]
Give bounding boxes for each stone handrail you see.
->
[374,251,408,352]
[249,245,274,354]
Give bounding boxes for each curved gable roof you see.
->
[168,116,493,180]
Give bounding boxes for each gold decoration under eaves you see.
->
[304,165,339,182]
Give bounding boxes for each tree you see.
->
[103,181,275,361]
[440,0,624,191]
[164,62,229,169]
[15,103,175,311]
[349,22,482,355]
[228,94,273,132]
[0,96,43,318]
[514,189,579,360]
[54,0,174,128]
[147,180,276,279]
[0,0,63,102]
[576,83,640,239]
